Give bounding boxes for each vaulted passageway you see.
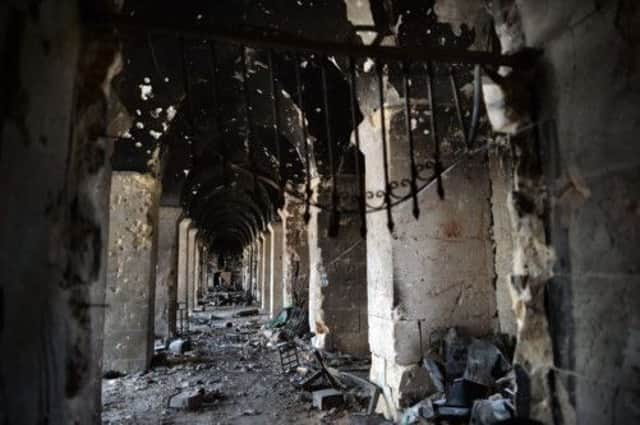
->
[1,1,639,425]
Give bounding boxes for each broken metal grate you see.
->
[277,342,300,374]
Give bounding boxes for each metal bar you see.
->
[267,49,284,192]
[93,14,526,67]
[376,60,395,232]
[179,36,198,166]
[320,56,340,237]
[179,36,193,127]
[294,54,312,224]
[240,45,258,194]
[348,57,367,238]
[426,62,444,200]
[448,66,469,148]
[467,65,482,147]
[402,60,420,219]
[207,40,228,186]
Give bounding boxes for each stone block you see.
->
[312,389,344,410]
[368,316,422,366]
[169,390,203,410]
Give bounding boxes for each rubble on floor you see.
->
[400,328,528,425]
[102,304,387,425]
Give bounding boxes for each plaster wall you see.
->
[513,2,640,423]
[0,2,119,422]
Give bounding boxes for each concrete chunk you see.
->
[312,388,344,410]
[169,390,203,410]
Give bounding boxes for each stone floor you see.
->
[101,305,381,425]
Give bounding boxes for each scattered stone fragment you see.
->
[169,338,192,354]
[312,388,344,410]
[232,308,259,318]
[470,396,514,424]
[103,370,126,379]
[168,390,203,410]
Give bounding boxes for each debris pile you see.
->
[401,328,520,425]
[205,289,251,307]
[259,310,388,422]
[262,306,310,344]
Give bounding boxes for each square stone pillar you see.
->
[255,237,264,303]
[241,247,251,292]
[261,227,274,315]
[270,220,286,317]
[359,103,497,419]
[154,206,182,340]
[177,218,192,326]
[283,195,310,308]
[193,238,201,310]
[307,176,368,355]
[187,227,198,314]
[104,172,160,373]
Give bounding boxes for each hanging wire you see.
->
[267,49,284,193]
[402,60,420,219]
[376,60,395,232]
[294,53,313,224]
[426,61,445,200]
[348,57,367,237]
[320,55,340,237]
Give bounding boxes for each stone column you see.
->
[255,237,264,303]
[177,218,192,328]
[104,172,160,373]
[200,245,209,296]
[193,238,201,310]
[359,102,497,419]
[307,176,369,355]
[241,247,250,292]
[187,227,198,314]
[283,195,310,308]
[270,219,286,317]
[154,206,181,341]
[261,228,274,315]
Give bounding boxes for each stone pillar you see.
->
[307,176,369,355]
[261,228,274,315]
[256,237,264,303]
[488,150,517,336]
[155,207,181,341]
[200,245,209,296]
[270,219,286,317]
[283,195,310,308]
[177,218,192,327]
[104,172,160,373]
[187,227,198,314]
[241,247,250,291]
[193,238,201,310]
[359,103,497,419]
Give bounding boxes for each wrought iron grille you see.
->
[96,14,527,236]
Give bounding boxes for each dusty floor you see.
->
[102,305,379,425]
